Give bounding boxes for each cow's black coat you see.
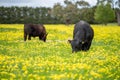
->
[68,21,94,52]
[24,24,48,42]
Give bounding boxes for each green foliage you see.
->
[79,7,95,23]
[52,1,95,24]
[52,3,79,24]
[94,3,115,25]
[0,24,120,79]
[0,7,54,24]
[0,0,97,24]
[0,0,118,24]
[52,3,64,23]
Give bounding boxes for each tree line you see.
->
[0,0,120,25]
[0,7,54,24]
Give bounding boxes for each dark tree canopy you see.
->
[0,0,119,24]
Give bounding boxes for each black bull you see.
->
[68,21,94,53]
[24,24,48,42]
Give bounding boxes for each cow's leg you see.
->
[28,35,31,40]
[82,43,88,51]
[39,36,41,40]
[81,44,85,50]
[24,33,27,41]
[86,41,92,50]
[39,35,43,40]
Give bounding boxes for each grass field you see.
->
[0,24,120,80]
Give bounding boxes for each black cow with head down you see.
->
[68,20,94,53]
[24,24,48,42]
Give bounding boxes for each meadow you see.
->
[0,24,120,80]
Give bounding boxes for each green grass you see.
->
[0,24,120,80]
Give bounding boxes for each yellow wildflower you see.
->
[90,71,102,78]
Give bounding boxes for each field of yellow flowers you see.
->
[0,24,120,80]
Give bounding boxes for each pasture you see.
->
[0,24,120,80]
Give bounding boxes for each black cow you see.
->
[68,20,94,53]
[24,24,48,42]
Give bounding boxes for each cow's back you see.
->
[37,24,46,33]
[73,21,94,41]
[24,24,33,34]
[24,24,47,42]
[24,24,45,34]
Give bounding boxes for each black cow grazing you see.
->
[68,20,94,53]
[24,24,48,42]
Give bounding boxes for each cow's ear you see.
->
[68,40,72,43]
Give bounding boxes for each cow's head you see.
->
[42,33,48,42]
[68,39,82,53]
